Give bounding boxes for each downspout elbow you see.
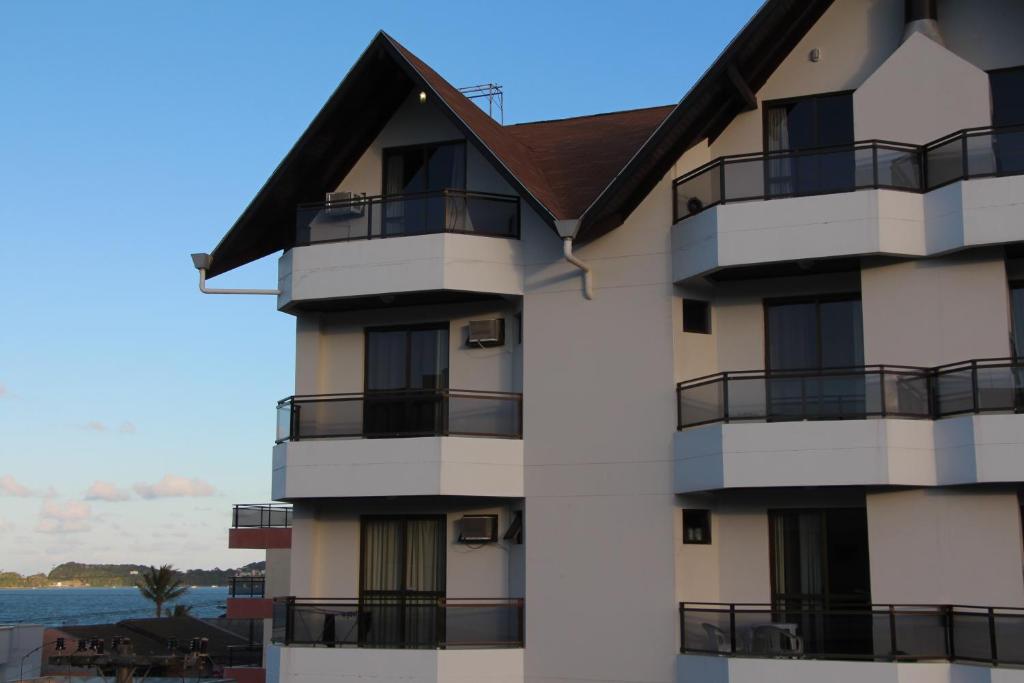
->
[191,253,280,296]
[562,237,594,300]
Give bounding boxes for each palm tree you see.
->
[137,565,188,618]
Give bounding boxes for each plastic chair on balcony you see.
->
[751,624,803,657]
[701,623,731,653]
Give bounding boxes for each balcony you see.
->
[227,577,273,620]
[678,602,1024,683]
[272,597,523,649]
[272,390,524,499]
[224,645,265,683]
[278,190,523,311]
[229,504,292,549]
[671,125,1024,282]
[674,359,1024,491]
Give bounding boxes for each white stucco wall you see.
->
[866,488,1024,606]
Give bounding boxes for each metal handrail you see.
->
[677,357,1024,429]
[276,389,524,442]
[294,188,521,245]
[271,596,524,649]
[679,601,1024,666]
[672,124,1024,222]
[232,503,292,528]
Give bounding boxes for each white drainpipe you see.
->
[562,237,593,300]
[191,253,280,296]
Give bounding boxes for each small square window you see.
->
[683,300,711,334]
[683,509,711,544]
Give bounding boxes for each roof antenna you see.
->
[458,83,504,124]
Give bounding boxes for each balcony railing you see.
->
[229,577,266,599]
[295,190,520,245]
[276,390,523,442]
[672,124,1024,222]
[677,358,1024,430]
[271,597,524,649]
[225,644,263,668]
[680,602,1024,666]
[232,504,292,529]
[677,365,931,429]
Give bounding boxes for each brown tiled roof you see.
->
[506,106,675,219]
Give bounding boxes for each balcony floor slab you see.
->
[272,436,524,500]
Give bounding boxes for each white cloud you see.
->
[0,474,33,497]
[133,474,215,500]
[0,383,6,398]
[84,481,131,502]
[36,500,92,534]
[0,518,12,533]
[119,421,136,434]
[83,421,107,432]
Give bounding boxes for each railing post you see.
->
[436,599,446,650]
[291,403,301,442]
[988,607,999,665]
[879,367,887,418]
[729,604,737,653]
[285,597,295,645]
[722,373,730,423]
[233,506,238,528]
[517,599,525,648]
[872,143,879,188]
[679,604,685,653]
[719,160,727,206]
[961,132,969,180]
[889,605,898,660]
[946,605,956,661]
[677,385,683,430]
[972,360,980,414]
[517,395,524,438]
[367,201,374,240]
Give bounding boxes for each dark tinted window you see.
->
[683,299,712,334]
[683,510,711,544]
[1012,283,1024,357]
[991,67,1024,127]
[766,296,863,370]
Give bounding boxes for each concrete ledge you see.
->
[267,644,523,683]
[672,176,1024,283]
[674,419,936,492]
[225,598,274,620]
[272,437,524,499]
[278,234,523,309]
[228,527,292,550]
[676,655,1015,683]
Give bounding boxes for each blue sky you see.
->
[0,0,761,576]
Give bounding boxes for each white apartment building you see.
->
[195,1,1024,682]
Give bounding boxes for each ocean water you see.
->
[0,587,229,627]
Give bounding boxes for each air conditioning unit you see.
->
[467,319,505,347]
[459,515,498,543]
[324,191,366,218]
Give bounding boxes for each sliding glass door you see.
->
[360,516,446,647]
[770,508,872,656]
[991,67,1024,175]
[764,93,854,197]
[382,142,466,236]
[765,295,864,420]
[364,324,449,436]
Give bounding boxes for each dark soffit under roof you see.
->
[206,0,836,277]
[574,0,837,244]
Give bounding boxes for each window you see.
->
[503,510,523,544]
[990,67,1024,175]
[1011,282,1024,358]
[364,324,449,436]
[683,299,711,334]
[683,509,711,544]
[763,92,854,197]
[381,141,466,235]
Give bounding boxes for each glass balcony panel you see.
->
[966,132,999,177]
[875,146,922,190]
[926,137,964,189]
[678,380,724,427]
[447,394,520,437]
[674,164,722,219]
[722,157,765,202]
[725,377,766,421]
[934,369,974,416]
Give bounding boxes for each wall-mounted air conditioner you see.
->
[324,191,366,218]
[459,515,498,543]
[467,319,505,347]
